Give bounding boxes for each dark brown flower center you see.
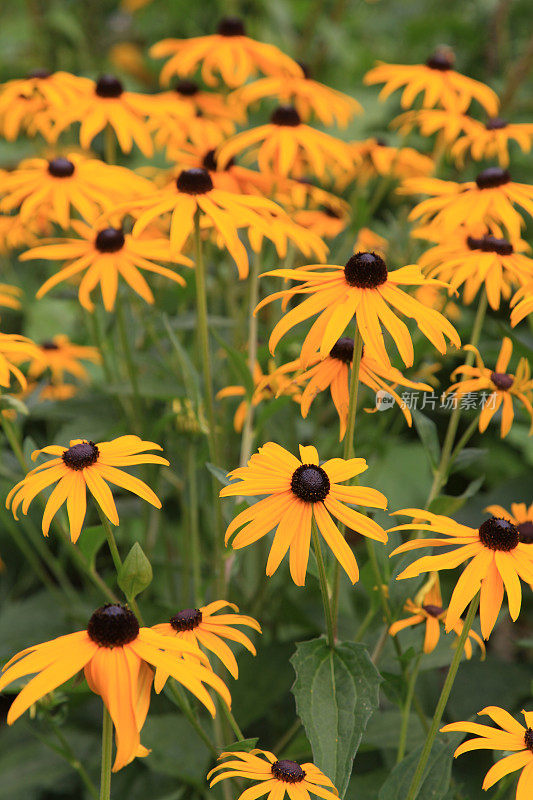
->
[95,75,123,98]
[28,69,51,79]
[476,167,510,189]
[478,517,519,551]
[175,80,199,96]
[41,341,59,350]
[344,252,388,289]
[48,157,75,178]
[176,168,213,195]
[466,235,513,256]
[62,441,99,471]
[291,464,330,503]
[490,371,514,390]
[217,17,245,36]
[423,604,444,617]
[271,761,306,783]
[375,137,387,147]
[202,149,235,172]
[87,604,139,648]
[518,521,533,544]
[426,51,454,70]
[485,117,508,130]
[95,228,125,253]
[170,608,203,631]
[271,105,301,127]
[330,337,354,363]
[524,728,533,752]
[296,61,311,80]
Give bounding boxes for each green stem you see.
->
[165,680,219,756]
[103,124,116,165]
[397,650,424,763]
[239,249,261,467]
[99,707,113,800]
[447,411,482,471]
[425,291,488,509]
[97,510,144,622]
[405,594,480,800]
[114,292,142,432]
[311,519,335,648]
[220,699,245,741]
[187,440,201,606]
[273,719,302,754]
[45,715,99,800]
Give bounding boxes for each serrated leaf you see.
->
[412,410,440,469]
[377,733,464,800]
[220,738,259,753]
[118,542,153,600]
[291,638,381,797]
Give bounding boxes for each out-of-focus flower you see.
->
[451,117,533,168]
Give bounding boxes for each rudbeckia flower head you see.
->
[208,748,339,800]
[14,334,100,389]
[6,435,169,542]
[348,137,434,185]
[485,502,533,545]
[150,17,302,88]
[446,337,533,437]
[389,509,533,639]
[451,116,533,167]
[510,281,533,328]
[441,706,533,798]
[0,603,230,772]
[257,252,460,368]
[0,283,22,312]
[220,442,388,586]
[0,333,39,391]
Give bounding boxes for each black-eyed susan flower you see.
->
[0,333,39,391]
[292,206,349,240]
[441,706,533,798]
[389,575,485,659]
[257,338,432,439]
[208,748,339,800]
[485,502,533,545]
[217,106,353,180]
[0,154,152,230]
[0,283,22,312]
[20,220,191,312]
[220,443,388,586]
[348,137,434,184]
[451,117,533,168]
[6,435,169,542]
[152,600,261,686]
[150,100,236,157]
[389,510,533,639]
[14,334,100,391]
[446,338,533,437]
[0,213,50,253]
[0,603,230,772]
[257,252,460,369]
[419,229,533,310]
[150,17,301,89]
[234,63,362,127]
[403,169,533,242]
[391,108,472,148]
[511,282,533,328]
[364,49,499,115]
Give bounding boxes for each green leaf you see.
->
[412,410,440,469]
[429,476,484,516]
[449,448,487,473]
[77,525,106,569]
[221,738,259,753]
[291,638,382,797]
[118,543,153,600]
[211,329,255,400]
[377,733,464,800]
[0,396,28,416]
[141,714,210,785]
[206,462,232,486]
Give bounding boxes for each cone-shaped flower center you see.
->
[87,604,139,648]
[466,235,513,256]
[330,337,354,363]
[518,521,533,544]
[485,117,507,130]
[175,79,199,96]
[41,341,60,350]
[490,371,514,390]
[62,441,99,471]
[28,69,51,79]
[525,728,533,752]
[271,761,306,783]
[478,517,519,551]
[176,168,214,195]
[95,75,124,98]
[344,252,388,289]
[170,608,203,631]
[423,604,444,617]
[271,105,301,127]
[476,167,510,189]
[291,464,330,503]
[217,17,246,36]
[95,228,125,253]
[426,51,454,70]
[48,157,75,178]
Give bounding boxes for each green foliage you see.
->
[118,542,153,599]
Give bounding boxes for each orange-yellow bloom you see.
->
[451,117,533,167]
[0,333,39,390]
[511,282,533,328]
[485,502,533,545]
[348,137,434,184]
[0,284,22,312]
[13,334,100,389]
[7,435,169,542]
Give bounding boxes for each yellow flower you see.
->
[511,282,533,328]
[349,137,434,184]
[389,510,533,639]
[150,17,301,88]
[0,603,229,772]
[20,219,191,312]
[257,252,460,369]
[446,338,533,437]
[0,283,22,312]
[208,749,339,800]
[451,117,533,167]
[13,334,100,388]
[391,108,472,147]
[151,600,261,686]
[7,435,169,542]
[485,502,533,545]
[441,706,533,797]
[0,333,39,391]
[220,443,388,586]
